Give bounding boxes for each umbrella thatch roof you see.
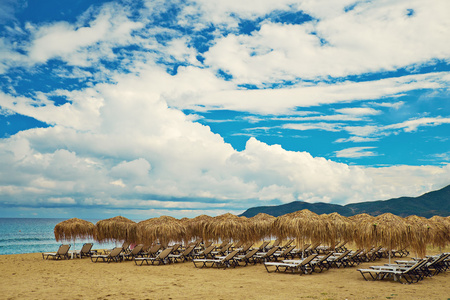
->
[272,209,322,243]
[359,213,409,251]
[349,213,376,248]
[248,213,275,243]
[405,215,433,258]
[320,212,354,248]
[428,215,450,249]
[95,216,136,243]
[203,213,250,243]
[136,216,186,247]
[181,214,213,242]
[54,218,96,242]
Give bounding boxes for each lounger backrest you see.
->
[130,244,144,255]
[80,243,93,253]
[282,245,296,255]
[335,249,351,260]
[182,245,195,256]
[282,239,294,248]
[157,248,173,259]
[109,247,122,257]
[148,244,161,254]
[301,243,311,252]
[202,241,213,249]
[122,241,130,251]
[57,244,71,255]
[317,252,333,262]
[272,239,281,247]
[241,243,252,253]
[259,241,270,250]
[300,253,319,265]
[265,247,279,256]
[202,245,215,255]
[244,248,259,259]
[404,259,426,273]
[223,250,239,261]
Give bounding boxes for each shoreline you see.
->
[1,246,449,300]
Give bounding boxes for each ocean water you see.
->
[0,218,117,255]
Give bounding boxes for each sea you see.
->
[0,218,119,255]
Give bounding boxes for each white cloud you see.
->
[334,107,382,116]
[335,146,378,158]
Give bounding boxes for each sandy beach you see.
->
[1,244,449,300]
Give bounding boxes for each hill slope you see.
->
[239,184,450,218]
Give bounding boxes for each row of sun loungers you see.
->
[357,252,450,284]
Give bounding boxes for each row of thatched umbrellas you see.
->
[54,210,450,258]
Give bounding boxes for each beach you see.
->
[1,246,449,300]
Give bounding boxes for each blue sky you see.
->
[0,0,449,219]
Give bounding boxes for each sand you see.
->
[1,246,449,300]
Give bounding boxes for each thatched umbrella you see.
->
[405,215,433,258]
[203,213,250,243]
[182,214,213,243]
[54,218,96,249]
[349,213,375,249]
[136,216,186,247]
[95,216,136,243]
[320,212,354,250]
[428,215,450,250]
[273,209,323,257]
[360,213,409,263]
[248,213,276,243]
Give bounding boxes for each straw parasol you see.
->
[181,214,213,243]
[248,213,276,243]
[405,215,433,258]
[54,218,96,242]
[349,213,375,249]
[273,209,323,257]
[360,213,409,263]
[320,212,354,250]
[54,218,96,250]
[428,215,450,250]
[95,216,136,243]
[203,213,250,243]
[136,216,186,247]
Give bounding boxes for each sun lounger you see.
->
[140,244,161,257]
[168,245,196,263]
[42,244,71,260]
[266,239,281,251]
[264,253,319,274]
[211,243,232,256]
[78,243,97,258]
[309,252,334,273]
[279,239,295,250]
[233,248,260,266]
[193,245,216,259]
[122,244,144,261]
[254,247,279,263]
[273,245,296,260]
[328,249,352,268]
[134,248,173,265]
[193,250,239,269]
[358,259,426,284]
[91,247,123,263]
[255,241,270,252]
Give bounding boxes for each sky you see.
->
[0,0,449,220]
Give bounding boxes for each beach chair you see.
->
[341,249,364,267]
[193,250,239,269]
[78,243,97,258]
[122,244,144,261]
[309,252,334,273]
[230,241,244,251]
[253,247,280,263]
[255,241,270,252]
[328,249,352,268]
[357,259,426,284]
[273,245,296,260]
[291,243,311,258]
[211,243,232,256]
[42,244,71,260]
[134,248,173,266]
[264,253,319,274]
[266,239,281,251]
[141,244,161,257]
[237,242,253,254]
[279,239,295,250]
[200,241,213,250]
[233,248,260,266]
[193,245,216,259]
[335,241,348,252]
[91,247,123,263]
[305,242,321,255]
[168,245,196,263]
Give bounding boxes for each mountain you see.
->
[239,184,450,218]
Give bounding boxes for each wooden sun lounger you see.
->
[91,247,123,263]
[122,244,144,261]
[309,252,334,273]
[264,253,319,274]
[193,245,216,259]
[42,244,71,260]
[134,248,173,265]
[193,250,239,269]
[254,247,279,263]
